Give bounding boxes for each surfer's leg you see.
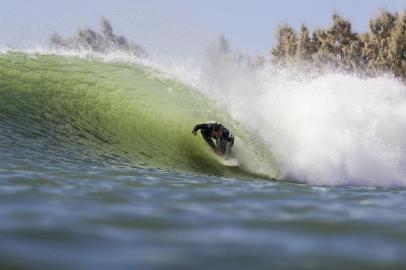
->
[227,136,234,154]
[219,139,227,154]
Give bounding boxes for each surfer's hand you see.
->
[192,130,197,135]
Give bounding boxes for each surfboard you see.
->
[212,153,239,167]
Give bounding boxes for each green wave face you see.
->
[0,53,280,178]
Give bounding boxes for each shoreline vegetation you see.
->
[49,17,148,58]
[49,10,406,81]
[269,9,406,81]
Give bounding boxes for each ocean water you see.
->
[1,51,406,269]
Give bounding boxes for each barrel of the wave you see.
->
[0,52,281,179]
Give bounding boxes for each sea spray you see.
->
[195,48,406,186]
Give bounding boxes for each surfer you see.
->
[192,123,234,156]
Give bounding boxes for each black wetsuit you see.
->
[193,123,235,155]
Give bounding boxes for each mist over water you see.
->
[177,46,406,187]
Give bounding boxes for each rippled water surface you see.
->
[1,160,406,270]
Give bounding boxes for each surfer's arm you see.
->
[192,123,217,151]
[202,134,216,149]
[192,124,208,135]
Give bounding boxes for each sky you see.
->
[1,0,406,58]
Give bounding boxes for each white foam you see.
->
[195,51,406,187]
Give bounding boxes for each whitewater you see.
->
[1,48,406,270]
[193,52,406,187]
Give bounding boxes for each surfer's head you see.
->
[212,123,223,138]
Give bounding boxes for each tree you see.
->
[343,36,364,71]
[48,17,147,57]
[327,14,356,64]
[49,33,65,48]
[76,28,104,51]
[266,9,406,80]
[388,11,406,78]
[101,17,114,39]
[271,24,298,63]
[297,23,314,61]
[311,28,335,66]
[368,10,398,71]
